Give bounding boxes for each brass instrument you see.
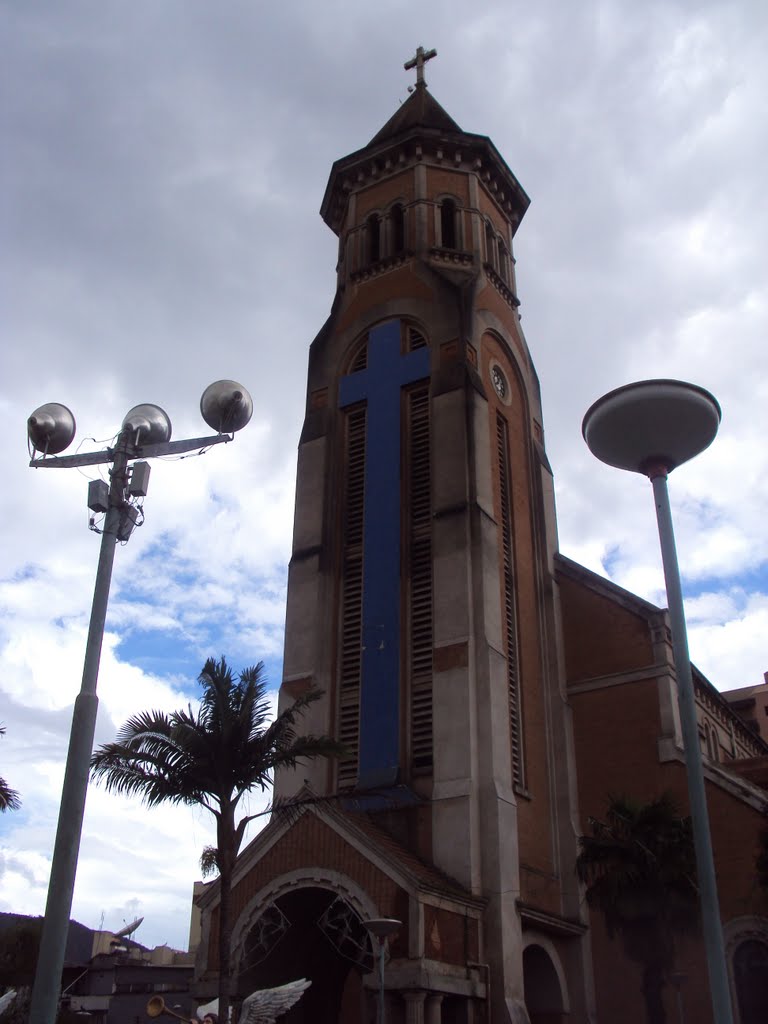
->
[146,995,195,1023]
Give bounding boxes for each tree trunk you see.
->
[641,962,667,1024]
[217,807,237,1024]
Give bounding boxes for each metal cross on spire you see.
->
[404,45,437,88]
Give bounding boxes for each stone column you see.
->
[425,992,444,1024]
[402,990,426,1024]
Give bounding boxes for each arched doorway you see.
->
[733,938,768,1024]
[236,886,375,1024]
[523,942,567,1024]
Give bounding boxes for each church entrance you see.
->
[523,943,567,1024]
[236,886,374,1024]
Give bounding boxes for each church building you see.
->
[194,52,768,1024]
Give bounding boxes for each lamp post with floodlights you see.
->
[582,378,733,1024]
[362,918,401,1024]
[26,381,253,1024]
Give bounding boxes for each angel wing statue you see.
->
[238,979,311,1024]
[0,989,17,1017]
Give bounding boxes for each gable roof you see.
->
[199,796,483,912]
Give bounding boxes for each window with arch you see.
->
[496,410,525,789]
[703,721,720,762]
[440,197,458,249]
[485,221,497,271]
[366,213,381,264]
[390,202,405,255]
[498,238,510,283]
[733,938,768,1024]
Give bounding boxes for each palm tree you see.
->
[0,725,21,812]
[576,793,699,1024]
[90,656,342,1023]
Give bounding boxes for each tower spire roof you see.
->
[368,83,462,147]
[368,46,460,147]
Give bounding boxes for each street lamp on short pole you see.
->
[362,918,401,1024]
[26,381,253,1024]
[582,378,733,1024]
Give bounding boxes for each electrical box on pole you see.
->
[87,480,109,514]
[129,461,151,497]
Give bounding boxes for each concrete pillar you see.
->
[425,992,444,1024]
[403,990,426,1024]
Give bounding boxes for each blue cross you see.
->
[338,319,430,789]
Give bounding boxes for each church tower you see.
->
[200,53,595,1024]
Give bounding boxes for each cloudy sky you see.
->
[1,0,766,953]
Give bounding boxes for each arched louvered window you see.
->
[390,203,405,255]
[337,403,367,788]
[406,379,432,772]
[440,198,457,249]
[496,411,525,790]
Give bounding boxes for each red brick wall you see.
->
[355,173,417,219]
[336,267,434,334]
[559,574,654,681]
[423,905,479,965]
[560,572,768,1023]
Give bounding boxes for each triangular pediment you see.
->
[197,797,480,915]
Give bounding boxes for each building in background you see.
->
[193,64,768,1024]
[723,677,768,745]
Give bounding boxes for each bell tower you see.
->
[271,53,593,1022]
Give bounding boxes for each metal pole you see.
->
[378,938,386,1024]
[29,437,130,1024]
[650,470,734,1024]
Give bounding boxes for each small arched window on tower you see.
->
[390,203,406,256]
[440,198,458,250]
[366,213,381,264]
[393,201,405,253]
[705,722,720,762]
[485,221,497,271]
[498,238,510,284]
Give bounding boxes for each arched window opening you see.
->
[485,221,497,270]
[523,944,567,1022]
[390,203,405,255]
[440,198,457,250]
[497,411,524,789]
[498,239,510,283]
[366,214,381,264]
[734,939,768,1024]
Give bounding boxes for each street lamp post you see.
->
[26,381,253,1024]
[582,378,733,1024]
[362,918,401,1024]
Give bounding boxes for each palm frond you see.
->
[200,845,220,878]
[577,792,698,947]
[0,725,20,811]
